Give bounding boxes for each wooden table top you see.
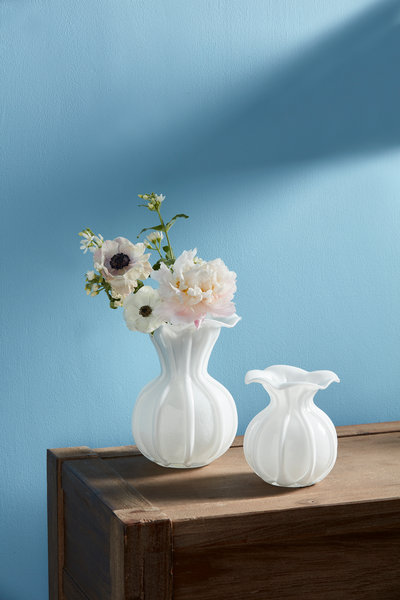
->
[87,421,400,521]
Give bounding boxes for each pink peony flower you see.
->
[93,237,152,298]
[151,249,237,328]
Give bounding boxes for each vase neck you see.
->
[152,324,221,377]
[265,385,318,410]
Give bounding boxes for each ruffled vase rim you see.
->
[245,365,340,390]
[153,314,241,334]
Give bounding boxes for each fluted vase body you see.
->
[132,315,240,468]
[244,365,340,487]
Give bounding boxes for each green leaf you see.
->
[152,258,175,271]
[137,224,165,238]
[162,245,173,259]
[133,280,144,293]
[165,214,189,232]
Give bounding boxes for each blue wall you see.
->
[1,1,400,598]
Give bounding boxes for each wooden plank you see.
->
[93,445,142,459]
[63,464,115,600]
[231,422,400,447]
[62,569,91,600]
[105,432,400,521]
[63,457,157,513]
[337,421,400,437]
[47,447,98,600]
[172,528,400,600]
[122,510,173,600]
[110,515,125,600]
[171,498,400,550]
[62,457,172,600]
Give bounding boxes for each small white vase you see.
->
[244,365,340,487]
[132,315,240,468]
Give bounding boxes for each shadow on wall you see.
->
[157,0,400,181]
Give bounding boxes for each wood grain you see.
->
[173,528,400,600]
[171,498,400,550]
[105,431,400,521]
[62,457,157,513]
[336,421,400,437]
[110,514,125,600]
[93,445,142,459]
[123,511,173,600]
[61,457,172,600]
[47,446,98,600]
[62,570,91,600]
[63,469,113,599]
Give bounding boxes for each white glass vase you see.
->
[244,365,340,487]
[132,315,240,468]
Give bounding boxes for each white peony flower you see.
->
[123,286,164,333]
[93,237,152,298]
[151,249,237,328]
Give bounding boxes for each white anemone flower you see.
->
[123,286,165,334]
[93,237,152,298]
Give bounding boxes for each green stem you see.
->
[103,283,113,302]
[157,208,175,260]
[155,242,163,258]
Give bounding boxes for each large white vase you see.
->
[244,365,340,487]
[132,315,240,468]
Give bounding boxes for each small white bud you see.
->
[111,288,122,300]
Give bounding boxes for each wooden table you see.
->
[47,422,400,600]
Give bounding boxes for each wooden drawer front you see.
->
[173,529,400,600]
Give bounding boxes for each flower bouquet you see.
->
[79,193,240,468]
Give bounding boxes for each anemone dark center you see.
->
[139,305,153,318]
[110,253,130,270]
